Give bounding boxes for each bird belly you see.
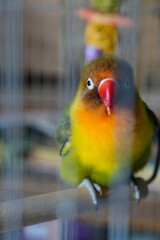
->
[71,110,133,185]
[70,103,154,186]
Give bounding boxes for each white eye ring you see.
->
[87,77,94,90]
[125,79,130,88]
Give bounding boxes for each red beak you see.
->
[98,78,119,115]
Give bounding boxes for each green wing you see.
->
[57,107,86,185]
[56,106,72,156]
[132,102,159,174]
[144,102,159,129]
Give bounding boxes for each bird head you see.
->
[79,55,136,115]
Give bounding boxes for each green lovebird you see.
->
[57,55,158,204]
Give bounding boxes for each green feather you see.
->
[56,106,71,156]
[144,102,159,128]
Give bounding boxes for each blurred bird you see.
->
[57,55,158,205]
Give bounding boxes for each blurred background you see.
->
[0,0,160,239]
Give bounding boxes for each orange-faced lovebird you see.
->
[57,55,158,206]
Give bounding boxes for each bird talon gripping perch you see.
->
[131,176,149,202]
[78,178,102,210]
[57,55,159,205]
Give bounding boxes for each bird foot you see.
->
[78,178,102,210]
[131,175,140,203]
[93,183,102,196]
[130,181,140,203]
[130,176,148,203]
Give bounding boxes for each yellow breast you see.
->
[69,98,154,185]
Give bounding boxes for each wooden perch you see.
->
[0,178,148,233]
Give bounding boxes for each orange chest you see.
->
[71,106,134,153]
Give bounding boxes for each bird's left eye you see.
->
[125,79,130,88]
[87,78,94,90]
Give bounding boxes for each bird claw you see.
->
[78,179,102,210]
[93,183,102,196]
[131,175,141,203]
[130,181,140,203]
[130,176,148,203]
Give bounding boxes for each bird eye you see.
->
[125,79,130,88]
[87,78,94,90]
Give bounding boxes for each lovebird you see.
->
[57,55,158,204]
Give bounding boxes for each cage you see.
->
[0,0,160,239]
